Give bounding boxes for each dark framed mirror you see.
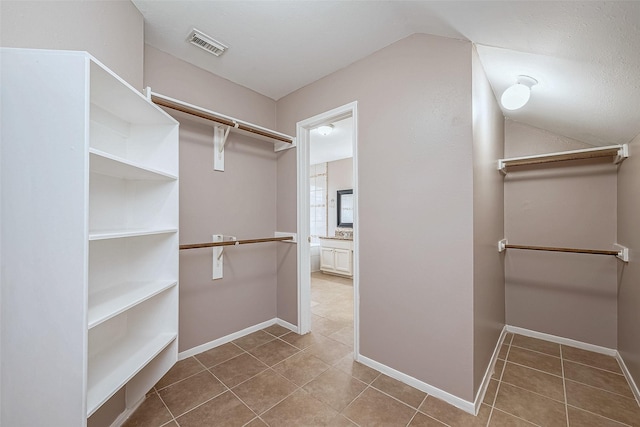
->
[337,189,353,228]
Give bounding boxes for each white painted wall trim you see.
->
[616,352,640,406]
[177,318,295,360]
[505,325,617,356]
[473,326,508,414]
[275,317,298,333]
[354,328,509,416]
[296,102,359,356]
[356,355,476,415]
[109,397,144,427]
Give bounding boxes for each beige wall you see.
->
[0,0,144,89]
[144,45,276,127]
[277,34,477,400]
[328,158,354,236]
[144,46,280,352]
[471,48,505,393]
[617,132,640,386]
[504,121,618,348]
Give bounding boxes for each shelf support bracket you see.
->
[212,235,237,279]
[274,137,297,152]
[497,160,506,175]
[213,125,233,172]
[212,234,224,279]
[614,144,629,165]
[498,238,508,253]
[614,243,630,262]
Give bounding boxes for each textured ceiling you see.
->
[133,1,640,147]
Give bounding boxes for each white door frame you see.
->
[296,101,359,357]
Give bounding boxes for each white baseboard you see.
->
[473,326,508,414]
[178,318,278,360]
[505,325,617,356]
[275,317,299,333]
[356,354,475,415]
[110,397,144,427]
[616,352,640,406]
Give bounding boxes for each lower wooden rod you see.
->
[180,236,294,250]
[505,244,619,256]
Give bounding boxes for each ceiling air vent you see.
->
[187,28,228,57]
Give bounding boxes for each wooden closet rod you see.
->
[504,147,620,168]
[180,236,294,250]
[150,94,294,144]
[505,244,619,256]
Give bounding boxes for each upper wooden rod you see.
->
[502,147,621,169]
[505,244,619,256]
[151,95,293,144]
[180,236,294,250]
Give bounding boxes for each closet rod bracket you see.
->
[497,160,507,175]
[614,244,629,262]
[614,144,629,165]
[498,239,508,252]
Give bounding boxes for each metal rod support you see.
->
[505,244,619,256]
[180,236,294,250]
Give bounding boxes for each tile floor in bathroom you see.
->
[124,272,640,426]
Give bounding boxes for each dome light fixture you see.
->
[501,75,538,110]
[316,124,334,136]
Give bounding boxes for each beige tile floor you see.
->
[124,273,640,426]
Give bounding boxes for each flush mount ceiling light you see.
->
[501,75,538,110]
[316,124,334,136]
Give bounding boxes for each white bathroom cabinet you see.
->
[319,238,353,277]
[1,48,179,426]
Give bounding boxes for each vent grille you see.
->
[187,29,228,57]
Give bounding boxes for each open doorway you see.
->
[296,102,359,357]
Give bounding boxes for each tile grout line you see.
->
[506,349,634,400]
[164,388,232,422]
[504,359,564,378]
[512,341,625,375]
[340,383,372,423]
[154,387,179,426]
[226,386,263,421]
[404,409,420,427]
[562,357,627,376]
[487,337,512,427]
[403,395,426,427]
[367,379,427,413]
[154,356,210,392]
[161,366,234,423]
[563,377,640,400]
[565,403,634,427]
[510,343,562,359]
[560,345,570,427]
[192,340,248,368]
[491,407,543,427]
[404,394,430,427]
[499,380,568,405]
[238,367,306,419]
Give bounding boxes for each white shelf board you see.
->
[89,149,177,181]
[87,332,177,416]
[90,61,178,126]
[89,228,178,241]
[88,281,177,329]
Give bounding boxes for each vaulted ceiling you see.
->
[133,1,640,147]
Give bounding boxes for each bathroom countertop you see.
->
[319,236,353,241]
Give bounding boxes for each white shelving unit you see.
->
[1,48,179,426]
